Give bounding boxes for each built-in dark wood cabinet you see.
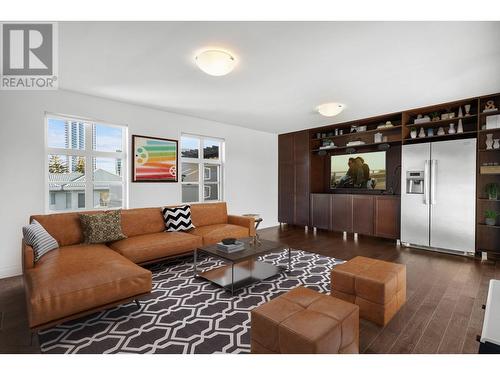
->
[331,194,353,232]
[278,131,310,226]
[279,92,500,255]
[310,193,400,239]
[310,194,331,230]
[278,134,294,223]
[352,195,374,235]
[293,131,310,226]
[374,196,400,239]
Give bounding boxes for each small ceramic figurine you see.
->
[484,100,498,112]
[486,134,494,150]
[448,123,456,134]
[418,127,426,138]
[494,139,500,150]
[458,106,463,118]
[410,127,417,139]
[437,127,445,136]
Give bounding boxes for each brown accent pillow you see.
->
[79,210,127,244]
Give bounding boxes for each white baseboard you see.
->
[0,265,22,279]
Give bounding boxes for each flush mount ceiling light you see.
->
[317,102,345,117]
[195,49,236,76]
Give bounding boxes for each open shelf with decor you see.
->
[311,139,401,154]
[310,113,403,153]
[401,98,478,143]
[476,92,500,258]
[403,130,477,144]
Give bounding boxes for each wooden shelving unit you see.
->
[310,113,402,153]
[302,91,500,259]
[477,224,500,229]
[476,93,500,258]
[313,126,402,142]
[479,109,500,117]
[312,139,401,153]
[478,127,500,134]
[404,114,477,128]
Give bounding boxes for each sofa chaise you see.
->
[22,202,255,330]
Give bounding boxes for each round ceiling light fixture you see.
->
[317,102,345,117]
[195,49,236,76]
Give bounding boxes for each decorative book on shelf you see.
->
[481,166,500,175]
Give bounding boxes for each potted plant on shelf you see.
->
[486,183,499,200]
[430,111,440,122]
[410,127,417,139]
[485,210,499,226]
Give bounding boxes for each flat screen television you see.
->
[330,151,386,190]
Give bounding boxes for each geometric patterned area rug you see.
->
[38,250,344,354]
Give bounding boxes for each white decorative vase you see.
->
[418,127,426,138]
[457,119,463,133]
[437,127,445,136]
[410,129,417,139]
[486,133,494,150]
[464,104,471,115]
[494,139,500,150]
[448,123,456,134]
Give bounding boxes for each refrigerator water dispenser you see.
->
[406,171,424,194]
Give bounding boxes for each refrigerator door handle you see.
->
[424,160,430,205]
[431,159,437,205]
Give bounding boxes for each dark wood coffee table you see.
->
[194,238,291,295]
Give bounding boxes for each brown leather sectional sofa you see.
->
[22,202,255,331]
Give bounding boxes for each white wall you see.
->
[0,89,278,279]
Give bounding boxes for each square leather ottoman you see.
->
[251,286,359,354]
[331,256,406,326]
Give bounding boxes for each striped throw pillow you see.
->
[162,205,195,232]
[22,220,59,262]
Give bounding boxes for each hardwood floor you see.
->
[258,225,498,354]
[0,225,497,354]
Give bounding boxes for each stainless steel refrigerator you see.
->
[401,138,476,255]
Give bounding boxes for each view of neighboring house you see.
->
[49,169,122,210]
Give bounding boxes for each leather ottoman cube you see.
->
[331,256,406,326]
[251,286,359,354]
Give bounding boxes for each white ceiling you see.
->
[59,21,500,134]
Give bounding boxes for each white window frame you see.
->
[44,113,129,213]
[180,133,225,203]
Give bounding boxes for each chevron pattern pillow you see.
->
[23,219,59,262]
[162,205,195,232]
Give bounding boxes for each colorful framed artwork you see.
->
[132,135,178,182]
